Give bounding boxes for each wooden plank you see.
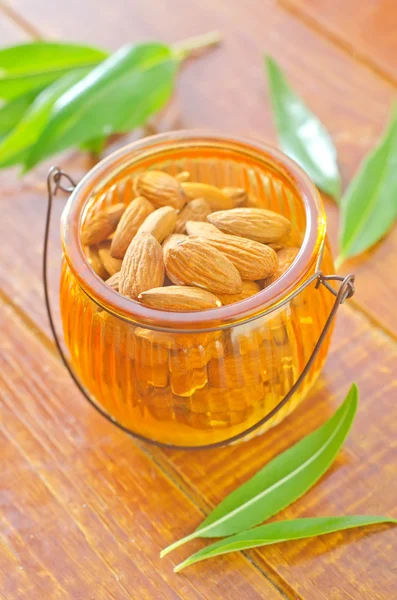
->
[1,3,396,598]
[160,305,397,599]
[0,0,396,337]
[282,0,397,83]
[0,300,285,600]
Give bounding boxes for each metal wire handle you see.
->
[44,166,355,450]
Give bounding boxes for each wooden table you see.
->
[1,1,396,598]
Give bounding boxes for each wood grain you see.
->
[282,0,397,84]
[1,0,397,598]
[0,300,284,600]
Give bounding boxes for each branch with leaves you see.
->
[0,33,220,171]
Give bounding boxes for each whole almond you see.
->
[81,203,125,246]
[191,233,278,280]
[165,238,242,294]
[175,198,212,233]
[181,182,233,210]
[266,247,300,284]
[208,208,291,243]
[84,245,108,279]
[137,206,177,242]
[110,196,154,259]
[217,281,261,305]
[221,187,248,207]
[98,242,123,276]
[138,286,222,311]
[162,233,187,255]
[119,233,165,300]
[106,271,120,291]
[185,220,220,236]
[134,170,186,210]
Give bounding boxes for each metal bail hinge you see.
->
[47,166,77,198]
[316,273,355,304]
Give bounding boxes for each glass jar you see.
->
[59,131,336,448]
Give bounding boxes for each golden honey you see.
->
[60,133,335,447]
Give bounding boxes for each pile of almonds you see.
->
[81,170,301,311]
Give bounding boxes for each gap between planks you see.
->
[0,0,42,39]
[280,0,397,90]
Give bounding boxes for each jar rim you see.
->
[61,130,326,331]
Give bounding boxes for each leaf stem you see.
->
[160,531,198,558]
[173,31,222,60]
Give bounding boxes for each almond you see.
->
[106,271,120,291]
[175,171,191,182]
[162,233,187,255]
[175,198,212,233]
[137,205,177,242]
[98,242,123,276]
[110,196,154,259]
[81,203,125,246]
[221,187,248,207]
[185,220,220,236]
[266,247,300,284]
[165,238,242,294]
[119,233,164,300]
[138,286,222,311]
[217,281,261,305]
[84,245,108,279]
[190,233,278,280]
[181,182,233,210]
[134,170,186,210]
[208,208,291,243]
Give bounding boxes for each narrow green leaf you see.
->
[175,515,396,572]
[337,109,397,263]
[265,55,341,200]
[0,42,107,101]
[0,91,38,140]
[24,43,178,171]
[161,384,358,557]
[0,70,89,169]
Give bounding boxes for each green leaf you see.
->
[0,42,107,101]
[0,70,89,169]
[337,109,397,264]
[161,384,358,557]
[24,43,178,171]
[175,515,396,572]
[265,56,341,200]
[0,91,38,140]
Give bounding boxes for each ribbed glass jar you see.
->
[60,131,335,448]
